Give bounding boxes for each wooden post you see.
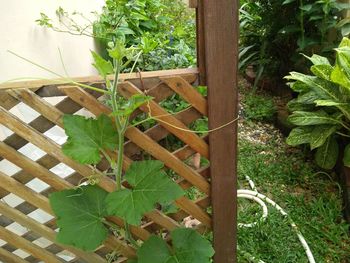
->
[195,0,206,85]
[203,0,238,262]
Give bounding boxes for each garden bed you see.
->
[238,81,350,262]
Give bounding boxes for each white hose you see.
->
[238,176,316,263]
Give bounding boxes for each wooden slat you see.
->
[0,96,82,162]
[0,202,107,263]
[0,106,176,238]
[0,171,52,214]
[189,0,198,8]
[203,0,238,261]
[0,247,29,263]
[125,107,202,159]
[0,142,71,190]
[5,90,184,233]
[196,1,206,85]
[0,107,150,239]
[0,91,21,110]
[8,89,64,126]
[59,87,212,227]
[0,171,135,259]
[160,76,208,116]
[0,68,199,90]
[0,226,62,263]
[120,82,209,159]
[59,86,210,196]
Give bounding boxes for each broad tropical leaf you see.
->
[129,228,214,263]
[314,100,347,107]
[62,114,118,164]
[296,91,319,104]
[303,54,331,66]
[311,64,333,80]
[105,160,184,225]
[49,185,109,251]
[315,136,339,169]
[288,81,310,92]
[286,72,342,102]
[288,111,340,126]
[287,99,315,112]
[309,125,338,150]
[286,127,313,146]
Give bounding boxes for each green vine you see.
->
[48,42,214,262]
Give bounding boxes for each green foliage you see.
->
[49,185,109,251]
[48,42,213,260]
[91,51,114,78]
[239,0,350,85]
[62,114,118,164]
[242,92,276,121]
[286,37,350,169]
[105,160,184,225]
[130,228,215,263]
[36,0,196,71]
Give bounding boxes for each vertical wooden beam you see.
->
[203,0,238,262]
[196,0,206,85]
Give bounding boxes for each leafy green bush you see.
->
[242,93,276,121]
[36,0,196,71]
[286,37,350,169]
[239,0,350,85]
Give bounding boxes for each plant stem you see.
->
[124,222,140,248]
[115,131,124,190]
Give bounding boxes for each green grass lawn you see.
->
[237,113,350,262]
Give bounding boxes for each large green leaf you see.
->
[287,99,315,112]
[288,81,311,93]
[288,111,340,126]
[129,228,215,263]
[286,127,313,146]
[330,64,350,91]
[315,136,339,169]
[303,54,331,66]
[314,100,347,107]
[105,160,184,225]
[343,144,350,167]
[91,51,113,79]
[309,125,338,150]
[286,72,341,102]
[62,114,118,164]
[49,185,109,251]
[311,64,333,80]
[296,91,319,104]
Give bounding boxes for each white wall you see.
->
[0,0,105,82]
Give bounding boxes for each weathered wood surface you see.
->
[0,67,237,262]
[0,68,198,90]
[203,0,238,262]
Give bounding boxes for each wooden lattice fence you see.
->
[0,0,238,261]
[0,68,221,263]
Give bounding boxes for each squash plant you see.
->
[49,42,214,262]
[285,37,350,170]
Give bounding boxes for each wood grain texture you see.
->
[119,82,209,158]
[0,68,198,90]
[0,226,62,263]
[59,86,212,227]
[160,76,208,116]
[203,0,238,262]
[0,246,29,263]
[0,202,108,263]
